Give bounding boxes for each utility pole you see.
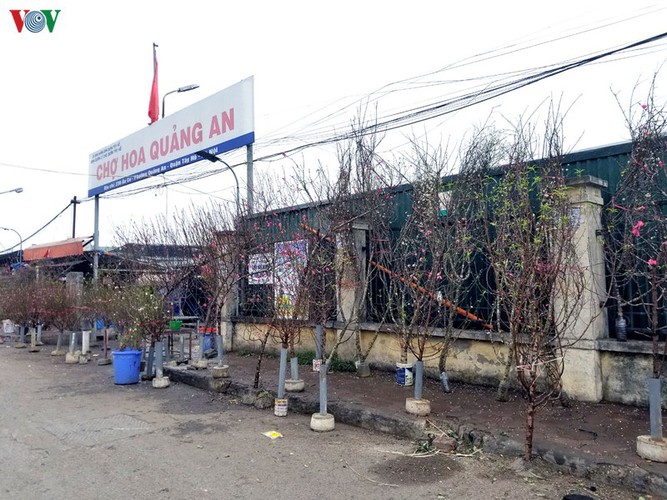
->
[71,196,80,238]
[93,195,99,283]
[246,144,254,214]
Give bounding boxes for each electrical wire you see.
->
[1,202,72,252]
[11,19,663,205]
[252,31,667,164]
[94,28,666,204]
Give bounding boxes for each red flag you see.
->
[148,43,159,124]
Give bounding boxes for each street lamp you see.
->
[196,151,240,218]
[0,187,23,196]
[0,226,23,268]
[162,84,200,118]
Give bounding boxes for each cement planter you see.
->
[636,435,667,462]
[405,397,431,416]
[637,377,666,462]
[211,365,230,379]
[355,361,371,378]
[285,379,304,392]
[310,413,335,432]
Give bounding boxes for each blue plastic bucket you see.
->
[112,350,142,385]
[395,363,414,386]
[203,334,211,351]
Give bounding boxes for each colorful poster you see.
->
[274,240,307,318]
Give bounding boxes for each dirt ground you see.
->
[0,335,649,500]
[8,328,665,497]
[207,348,666,480]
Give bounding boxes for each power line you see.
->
[1,202,72,252]
[0,161,90,177]
[252,31,667,163]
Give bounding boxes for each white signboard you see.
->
[88,77,254,197]
[248,253,273,285]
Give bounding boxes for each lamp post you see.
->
[161,84,200,118]
[0,226,23,268]
[196,151,240,218]
[0,187,23,196]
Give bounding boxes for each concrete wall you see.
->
[223,176,666,409]
[599,341,667,408]
[226,319,666,408]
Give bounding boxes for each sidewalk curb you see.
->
[165,366,667,497]
[165,365,427,439]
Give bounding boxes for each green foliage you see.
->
[93,284,170,349]
[329,354,356,372]
[295,349,316,365]
[294,349,356,371]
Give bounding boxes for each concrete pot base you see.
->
[310,413,335,432]
[285,379,305,392]
[637,435,667,462]
[152,376,171,389]
[14,343,27,349]
[51,349,66,356]
[356,362,371,378]
[191,358,208,370]
[65,352,80,364]
[97,357,112,366]
[211,365,230,379]
[405,397,431,416]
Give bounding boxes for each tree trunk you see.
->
[496,339,514,402]
[253,330,271,389]
[399,331,408,364]
[438,344,451,393]
[524,385,536,461]
[354,328,362,362]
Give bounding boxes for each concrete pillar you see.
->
[220,291,236,353]
[560,176,608,402]
[336,221,368,323]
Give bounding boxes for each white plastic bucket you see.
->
[274,398,288,417]
[396,362,414,386]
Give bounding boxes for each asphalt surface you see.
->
[0,343,642,500]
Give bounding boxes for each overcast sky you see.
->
[1,1,666,250]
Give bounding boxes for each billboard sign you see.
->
[88,76,254,197]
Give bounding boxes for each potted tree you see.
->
[602,93,667,462]
[102,285,151,385]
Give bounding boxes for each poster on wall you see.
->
[248,253,273,285]
[274,240,308,319]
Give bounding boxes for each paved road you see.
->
[0,346,635,500]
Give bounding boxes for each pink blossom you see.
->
[660,161,664,168]
[631,220,645,237]
[642,104,647,109]
[648,259,658,266]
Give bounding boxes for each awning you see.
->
[23,238,85,261]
